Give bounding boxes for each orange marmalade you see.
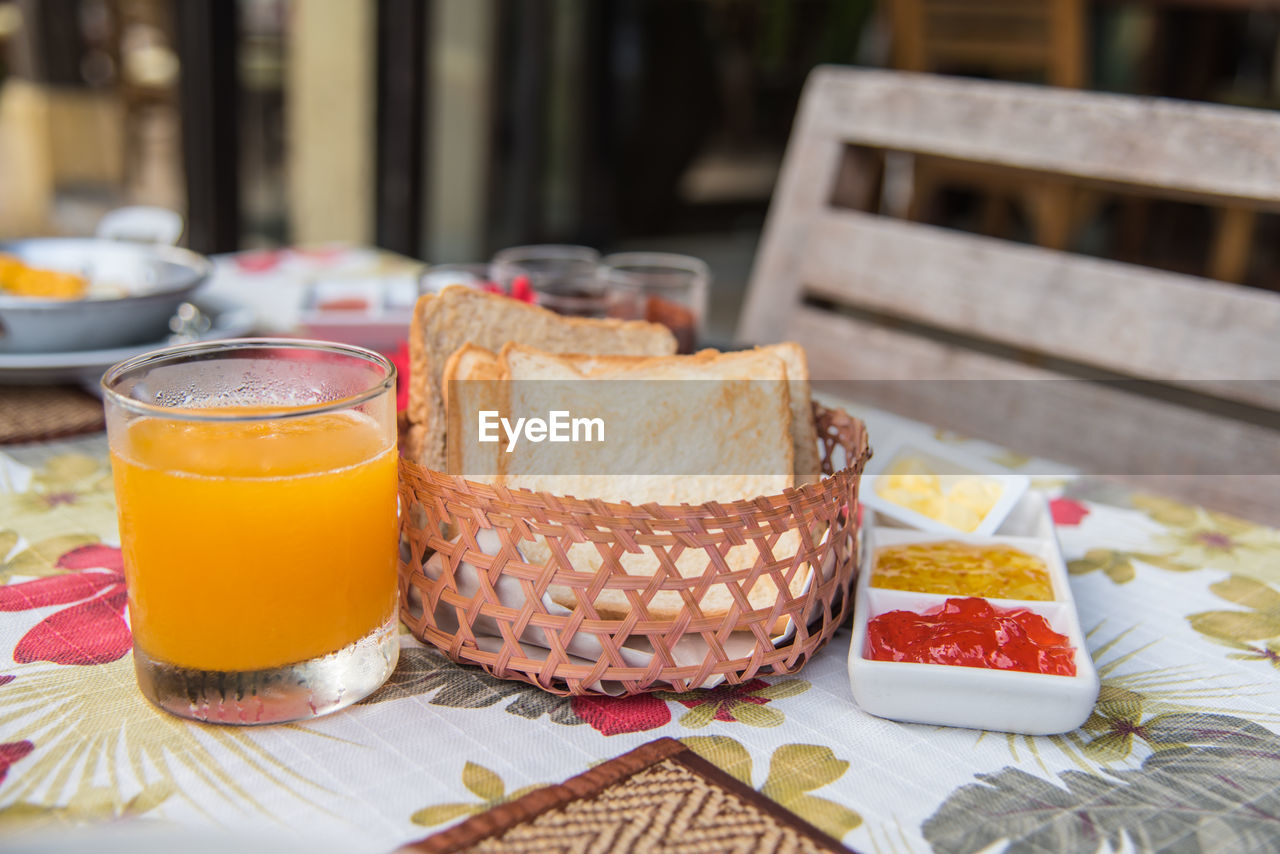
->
[871,541,1054,601]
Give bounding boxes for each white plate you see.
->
[848,497,1099,735]
[0,296,255,388]
[860,435,1030,536]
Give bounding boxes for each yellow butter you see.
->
[874,456,1003,531]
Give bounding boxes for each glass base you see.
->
[134,616,399,725]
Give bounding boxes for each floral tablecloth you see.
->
[3,403,1279,852]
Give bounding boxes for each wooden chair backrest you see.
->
[738,68,1280,522]
[888,0,1085,88]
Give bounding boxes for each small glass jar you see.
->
[599,252,709,354]
[490,244,605,317]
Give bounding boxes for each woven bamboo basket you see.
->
[397,402,870,695]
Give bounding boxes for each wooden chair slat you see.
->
[796,208,1280,408]
[802,68,1280,204]
[792,307,1280,523]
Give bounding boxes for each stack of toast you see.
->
[405,285,823,621]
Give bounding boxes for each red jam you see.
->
[865,597,1076,676]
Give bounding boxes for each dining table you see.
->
[2,245,1279,853]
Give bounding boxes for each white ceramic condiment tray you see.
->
[860,436,1030,537]
[847,519,1100,735]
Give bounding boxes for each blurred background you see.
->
[3,0,1280,340]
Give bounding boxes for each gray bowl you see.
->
[0,239,212,354]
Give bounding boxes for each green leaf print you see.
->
[409,802,473,828]
[0,530,18,562]
[784,793,863,842]
[0,782,174,828]
[677,703,719,729]
[410,761,546,828]
[923,713,1280,854]
[680,736,753,785]
[359,647,582,725]
[1185,574,1280,661]
[461,762,505,802]
[729,702,784,728]
[1209,575,1280,612]
[1067,549,1135,584]
[682,737,861,840]
[1188,611,1280,645]
[0,534,99,581]
[761,745,850,800]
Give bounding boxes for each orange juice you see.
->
[111,409,398,672]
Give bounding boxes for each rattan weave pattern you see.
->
[397,403,870,695]
[466,758,828,854]
[0,385,105,444]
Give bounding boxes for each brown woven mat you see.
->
[0,385,105,445]
[402,737,852,854]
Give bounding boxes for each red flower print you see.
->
[1,545,131,666]
[0,570,120,610]
[473,276,534,302]
[0,741,33,784]
[674,678,771,722]
[293,246,344,263]
[1050,498,1090,526]
[509,275,535,304]
[14,587,130,665]
[234,249,284,273]
[572,693,672,736]
[387,341,411,412]
[55,544,125,572]
[657,677,807,728]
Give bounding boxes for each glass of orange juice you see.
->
[102,339,400,724]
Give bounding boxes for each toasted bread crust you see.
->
[408,286,676,470]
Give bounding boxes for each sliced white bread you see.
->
[443,343,819,483]
[494,344,802,621]
[408,285,677,470]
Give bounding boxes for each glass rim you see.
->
[599,252,710,290]
[100,337,397,422]
[491,244,600,265]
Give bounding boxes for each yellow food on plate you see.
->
[874,456,1003,532]
[872,540,1055,600]
[0,255,88,300]
[0,254,24,282]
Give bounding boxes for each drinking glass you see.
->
[103,339,400,724]
[599,252,709,353]
[490,244,604,316]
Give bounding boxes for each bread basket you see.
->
[397,402,870,695]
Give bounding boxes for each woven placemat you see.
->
[402,737,852,854]
[0,385,105,445]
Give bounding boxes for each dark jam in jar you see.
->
[644,296,697,354]
[606,294,698,353]
[536,288,610,318]
[865,597,1076,676]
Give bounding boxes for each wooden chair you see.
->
[887,0,1085,88]
[739,68,1280,523]
[885,0,1089,253]
[885,2,1256,281]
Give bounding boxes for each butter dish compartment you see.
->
[847,518,1100,735]
[861,436,1030,537]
